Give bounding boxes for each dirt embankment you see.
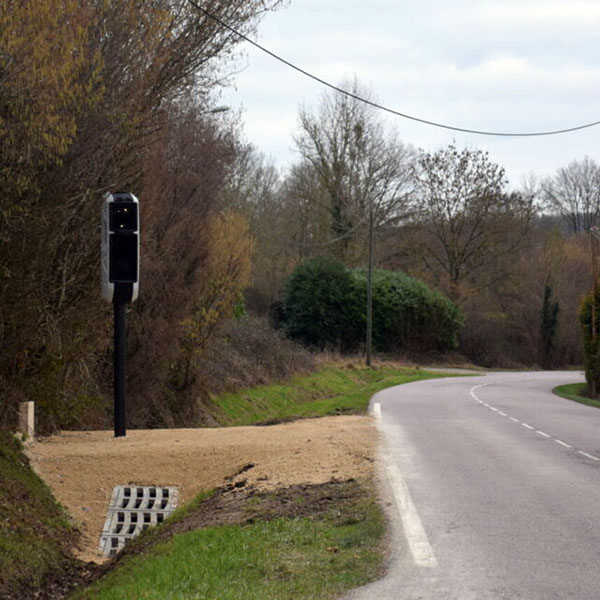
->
[26,415,377,563]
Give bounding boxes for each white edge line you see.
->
[521,423,534,430]
[382,450,438,568]
[375,410,437,568]
[536,430,551,438]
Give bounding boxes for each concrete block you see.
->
[99,485,179,556]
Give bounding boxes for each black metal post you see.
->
[114,301,127,437]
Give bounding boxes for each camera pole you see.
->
[101,192,140,439]
[113,301,127,437]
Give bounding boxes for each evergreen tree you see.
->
[540,284,559,369]
[580,285,600,397]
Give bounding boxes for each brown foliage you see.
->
[0,0,99,197]
[455,229,588,368]
[409,145,535,301]
[0,0,286,432]
[119,109,249,428]
[225,147,305,314]
[172,211,254,392]
[383,215,589,368]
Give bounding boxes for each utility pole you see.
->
[366,202,374,367]
[590,227,600,396]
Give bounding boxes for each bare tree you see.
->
[292,79,415,265]
[542,157,600,233]
[410,145,535,300]
[224,146,304,313]
[0,0,285,431]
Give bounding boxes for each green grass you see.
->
[0,431,78,598]
[76,364,465,599]
[214,363,462,426]
[73,493,384,600]
[553,382,600,409]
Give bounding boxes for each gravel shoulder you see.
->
[26,415,376,563]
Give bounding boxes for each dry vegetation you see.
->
[0,0,295,434]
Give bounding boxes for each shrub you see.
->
[281,257,462,354]
[353,269,462,353]
[282,256,363,351]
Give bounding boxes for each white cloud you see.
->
[484,2,600,23]
[482,55,529,74]
[221,0,600,186]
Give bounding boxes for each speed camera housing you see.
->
[101,192,139,303]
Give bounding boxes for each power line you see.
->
[295,211,370,249]
[187,0,600,138]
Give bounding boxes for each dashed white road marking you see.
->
[470,385,483,400]
[578,451,600,462]
[469,383,599,464]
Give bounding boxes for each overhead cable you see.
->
[186,0,600,137]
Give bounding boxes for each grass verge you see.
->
[553,382,600,409]
[0,431,86,599]
[2,362,467,598]
[72,480,384,600]
[74,365,466,599]
[214,363,462,426]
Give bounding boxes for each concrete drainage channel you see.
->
[99,485,179,557]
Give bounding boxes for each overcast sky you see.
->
[221,0,600,188]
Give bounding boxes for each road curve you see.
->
[343,370,600,600]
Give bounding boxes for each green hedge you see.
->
[281,256,462,353]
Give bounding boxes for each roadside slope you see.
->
[0,432,89,599]
[27,415,376,563]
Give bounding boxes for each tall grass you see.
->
[213,364,458,426]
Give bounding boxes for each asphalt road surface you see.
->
[342,370,600,600]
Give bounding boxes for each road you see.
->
[342,370,600,600]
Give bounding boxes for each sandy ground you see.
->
[26,415,376,563]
